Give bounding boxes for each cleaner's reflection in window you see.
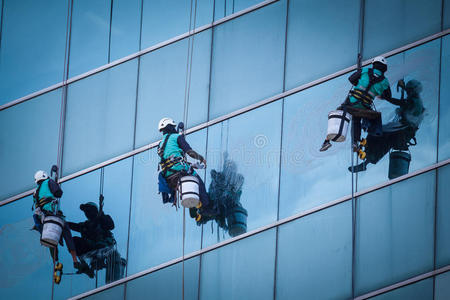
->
[349,79,425,179]
[67,195,126,283]
[190,153,248,238]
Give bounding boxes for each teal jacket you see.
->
[349,68,390,108]
[34,178,62,212]
[159,133,195,176]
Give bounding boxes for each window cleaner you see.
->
[32,166,87,284]
[157,117,217,221]
[320,56,392,159]
[348,79,424,177]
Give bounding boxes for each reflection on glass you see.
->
[67,199,126,284]
[0,198,53,300]
[0,0,68,104]
[351,79,425,179]
[371,278,432,300]
[276,201,352,300]
[363,0,441,60]
[203,102,281,247]
[53,158,132,298]
[354,171,435,296]
[439,36,450,161]
[84,284,125,300]
[357,40,440,190]
[0,89,62,200]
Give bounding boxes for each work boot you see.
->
[319,140,332,152]
[348,161,368,173]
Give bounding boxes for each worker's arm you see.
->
[381,87,406,106]
[48,179,63,198]
[177,135,206,164]
[67,221,82,232]
[348,70,361,86]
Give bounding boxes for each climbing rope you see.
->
[182,1,198,299]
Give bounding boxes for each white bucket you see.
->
[180,176,200,208]
[40,216,64,248]
[326,110,352,142]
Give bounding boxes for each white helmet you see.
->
[372,56,387,66]
[158,117,176,131]
[34,170,49,184]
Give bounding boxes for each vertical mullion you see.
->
[107,0,114,63]
[0,0,5,51]
[123,1,145,299]
[273,0,290,299]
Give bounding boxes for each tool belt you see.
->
[349,88,374,109]
[159,155,184,172]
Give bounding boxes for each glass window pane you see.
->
[276,202,352,300]
[199,229,276,300]
[357,40,440,190]
[435,271,450,300]
[84,284,125,300]
[109,0,141,62]
[63,60,138,175]
[436,164,450,268]
[126,257,199,300]
[279,75,352,219]
[202,102,282,247]
[0,198,53,299]
[0,0,68,104]
[285,0,360,89]
[213,0,265,21]
[68,0,110,78]
[134,31,211,148]
[56,159,131,298]
[127,130,206,275]
[0,90,61,200]
[140,0,213,50]
[445,0,450,29]
[439,35,450,161]
[371,278,433,300]
[209,0,286,118]
[363,0,441,60]
[355,171,435,296]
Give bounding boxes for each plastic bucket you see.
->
[388,151,411,179]
[326,110,352,142]
[180,176,200,208]
[227,206,248,237]
[40,216,64,248]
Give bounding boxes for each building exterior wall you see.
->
[0,0,449,299]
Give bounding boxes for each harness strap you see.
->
[349,68,385,109]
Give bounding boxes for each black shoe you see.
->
[320,140,332,152]
[348,162,367,173]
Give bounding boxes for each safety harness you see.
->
[348,68,385,109]
[32,182,56,212]
[157,134,185,177]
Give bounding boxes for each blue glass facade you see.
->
[0,0,449,299]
